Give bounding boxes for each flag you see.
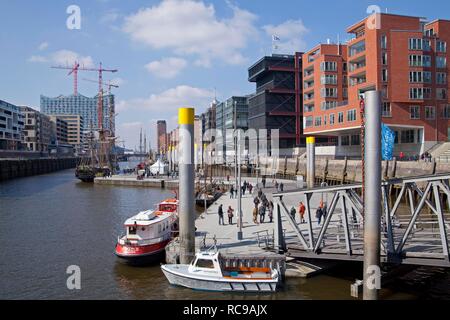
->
[381,123,395,160]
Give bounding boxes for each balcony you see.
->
[349,40,366,59]
[303,93,315,102]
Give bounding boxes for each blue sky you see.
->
[0,0,449,148]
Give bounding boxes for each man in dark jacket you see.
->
[218,204,224,225]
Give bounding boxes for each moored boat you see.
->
[161,251,280,292]
[115,198,178,265]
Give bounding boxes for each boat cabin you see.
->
[158,199,178,213]
[123,210,172,244]
[188,252,274,280]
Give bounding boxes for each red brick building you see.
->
[302,13,450,158]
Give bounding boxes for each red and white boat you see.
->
[115,198,178,264]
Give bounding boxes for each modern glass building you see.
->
[40,94,114,132]
[0,99,24,150]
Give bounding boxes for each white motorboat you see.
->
[161,251,280,292]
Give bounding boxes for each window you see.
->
[195,259,215,269]
[442,104,450,119]
[436,56,447,68]
[351,134,360,145]
[320,61,337,71]
[381,35,387,49]
[324,115,327,125]
[423,39,431,51]
[304,116,313,128]
[343,63,347,72]
[409,55,431,67]
[410,105,420,119]
[401,130,415,143]
[129,226,137,235]
[321,74,337,85]
[437,72,447,85]
[409,87,432,100]
[314,117,322,126]
[409,38,423,50]
[338,112,344,123]
[382,52,388,65]
[321,101,337,110]
[343,87,348,98]
[437,88,447,100]
[382,102,391,117]
[347,109,357,122]
[437,41,447,53]
[425,106,435,119]
[409,71,432,83]
[382,69,388,82]
[424,28,434,37]
[304,105,314,112]
[321,87,337,98]
[341,135,350,146]
[330,114,335,125]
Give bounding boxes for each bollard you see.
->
[306,137,315,189]
[363,90,381,300]
[178,107,195,264]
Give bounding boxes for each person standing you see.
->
[268,201,274,223]
[280,182,284,192]
[227,206,234,225]
[218,204,224,225]
[298,201,306,223]
[262,177,266,188]
[316,206,323,225]
[259,204,266,223]
[252,206,259,224]
[274,180,279,191]
[230,185,234,199]
[248,183,253,195]
[253,196,260,209]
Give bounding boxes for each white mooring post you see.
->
[178,107,195,264]
[362,90,382,300]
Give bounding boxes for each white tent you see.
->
[150,159,168,175]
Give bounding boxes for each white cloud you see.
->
[263,19,309,54]
[28,55,48,63]
[100,9,121,24]
[122,0,258,66]
[145,57,187,79]
[27,49,95,68]
[38,42,49,51]
[116,85,214,113]
[109,77,125,86]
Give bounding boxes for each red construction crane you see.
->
[51,61,81,95]
[82,63,118,131]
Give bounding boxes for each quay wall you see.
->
[0,158,77,182]
[256,157,450,183]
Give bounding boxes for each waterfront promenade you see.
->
[195,177,338,255]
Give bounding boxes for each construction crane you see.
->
[51,61,81,95]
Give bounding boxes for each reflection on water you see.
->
[0,166,449,299]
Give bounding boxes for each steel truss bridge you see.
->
[273,173,450,267]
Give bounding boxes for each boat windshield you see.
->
[195,258,215,269]
[159,204,177,212]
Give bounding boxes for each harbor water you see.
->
[0,166,449,299]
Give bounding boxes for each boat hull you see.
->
[115,240,170,265]
[161,265,278,292]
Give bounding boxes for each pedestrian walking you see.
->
[316,206,323,225]
[298,201,306,223]
[262,177,266,188]
[227,206,234,225]
[253,196,260,209]
[280,182,284,192]
[257,189,263,199]
[290,207,296,222]
[218,204,224,225]
[274,180,279,191]
[248,183,253,195]
[230,185,234,199]
[268,201,274,223]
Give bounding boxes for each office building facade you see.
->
[20,106,52,152]
[303,13,450,158]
